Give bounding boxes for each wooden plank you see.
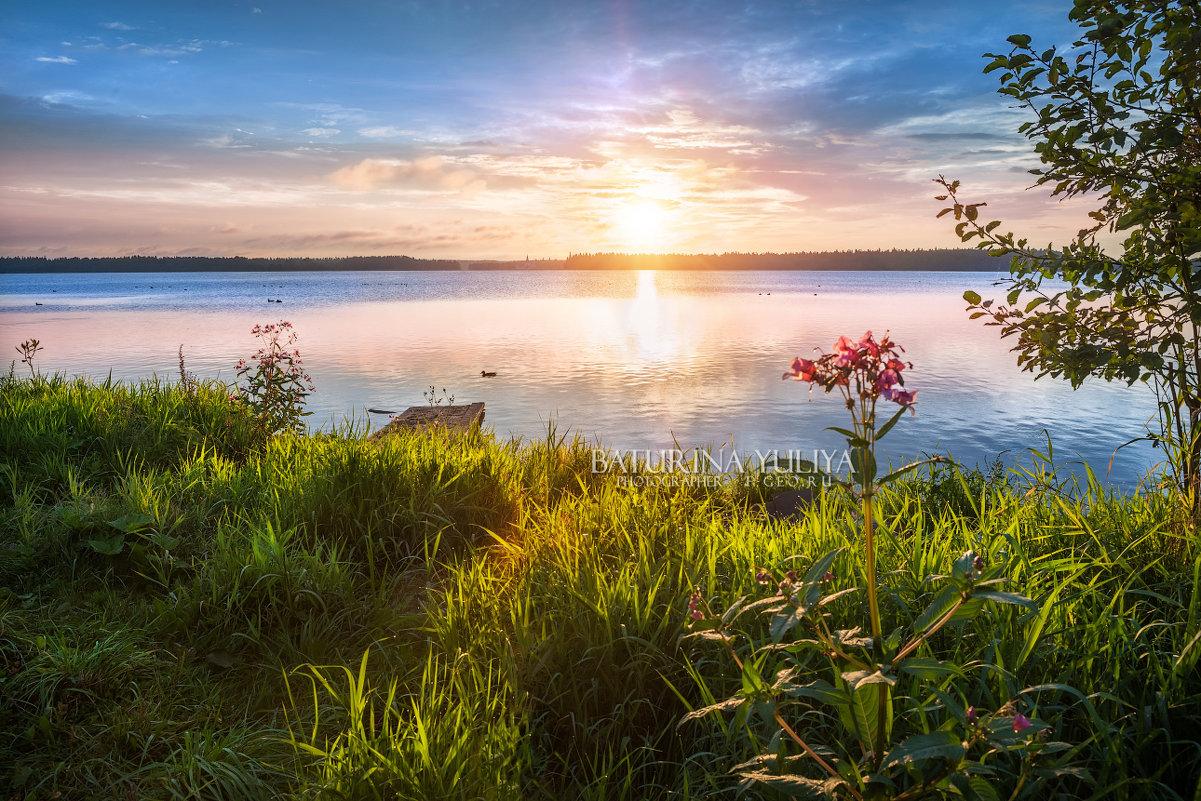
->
[369,402,485,439]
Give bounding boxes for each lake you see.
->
[0,269,1162,486]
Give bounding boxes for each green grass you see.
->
[1,373,1198,799]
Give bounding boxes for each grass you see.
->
[0,372,1198,799]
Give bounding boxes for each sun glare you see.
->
[610,198,677,252]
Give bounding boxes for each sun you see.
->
[609,198,678,252]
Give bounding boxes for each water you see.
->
[0,269,1162,485]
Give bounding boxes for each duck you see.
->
[480,370,497,378]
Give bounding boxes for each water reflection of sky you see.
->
[1,269,1160,485]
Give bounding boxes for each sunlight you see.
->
[609,198,678,252]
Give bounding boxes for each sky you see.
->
[0,0,1098,259]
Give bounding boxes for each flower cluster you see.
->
[784,330,916,410]
[233,321,315,436]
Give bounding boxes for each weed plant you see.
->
[1,373,1198,799]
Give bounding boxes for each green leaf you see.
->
[1006,33,1032,48]
[884,730,965,767]
[875,404,908,441]
[770,605,803,643]
[108,513,154,534]
[802,548,844,591]
[913,585,961,633]
[972,589,1037,610]
[947,597,986,625]
[837,677,892,751]
[952,550,978,581]
[898,657,964,680]
[678,696,745,726]
[850,447,877,484]
[967,776,1003,801]
[879,457,944,485]
[87,533,126,555]
[779,679,848,706]
[739,772,827,798]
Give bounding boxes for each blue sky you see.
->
[0,1,1091,258]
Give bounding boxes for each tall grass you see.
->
[1,374,1198,799]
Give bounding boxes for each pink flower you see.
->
[966,706,978,725]
[783,356,818,382]
[882,387,917,407]
[833,336,860,367]
[875,369,900,391]
[857,331,880,358]
[1013,713,1033,733]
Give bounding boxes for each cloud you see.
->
[101,21,134,31]
[300,127,340,137]
[116,39,232,57]
[330,156,485,193]
[358,126,415,139]
[36,56,77,64]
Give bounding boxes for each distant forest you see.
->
[0,249,1005,274]
[0,255,460,274]
[562,249,1003,271]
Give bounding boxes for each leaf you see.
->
[875,404,908,441]
[108,513,154,534]
[947,596,985,626]
[967,776,1003,801]
[739,772,827,798]
[778,679,848,706]
[771,605,803,643]
[972,589,1037,610]
[678,696,744,725]
[898,657,964,680]
[838,676,892,750]
[952,551,978,581]
[913,585,961,633]
[87,533,126,555]
[1006,33,1032,48]
[884,730,965,767]
[802,548,844,592]
[841,669,897,688]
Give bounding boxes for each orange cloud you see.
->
[329,156,484,193]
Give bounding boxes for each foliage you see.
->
[935,0,1201,509]
[14,339,41,378]
[423,385,456,407]
[683,335,1085,799]
[232,321,315,437]
[0,373,1198,799]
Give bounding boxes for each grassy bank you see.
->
[1,374,1199,799]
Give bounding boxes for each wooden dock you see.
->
[369,402,485,439]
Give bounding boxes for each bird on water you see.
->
[480,370,497,377]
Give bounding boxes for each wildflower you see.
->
[687,591,705,621]
[783,356,817,382]
[881,386,917,408]
[755,567,773,586]
[965,706,978,725]
[822,571,835,583]
[973,554,986,572]
[856,331,880,358]
[783,330,917,411]
[1013,713,1033,733]
[785,570,798,583]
